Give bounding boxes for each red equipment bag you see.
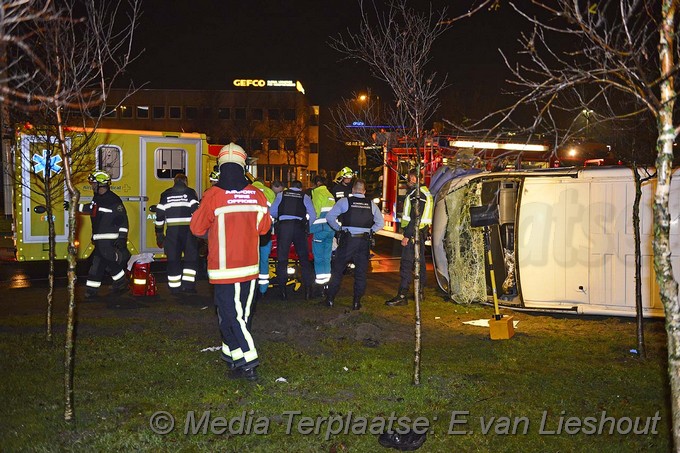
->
[130,261,157,297]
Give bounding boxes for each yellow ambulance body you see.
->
[13,127,214,261]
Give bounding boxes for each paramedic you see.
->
[252,177,276,296]
[324,179,384,310]
[270,180,316,300]
[190,143,271,382]
[79,171,130,299]
[155,173,200,294]
[385,170,434,306]
[309,175,336,296]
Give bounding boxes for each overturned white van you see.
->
[431,166,680,318]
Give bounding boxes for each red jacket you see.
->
[190,184,271,284]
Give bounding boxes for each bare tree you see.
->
[330,0,494,384]
[4,0,140,421]
[452,1,680,444]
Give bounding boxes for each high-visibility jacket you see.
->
[190,184,271,285]
[252,181,276,206]
[78,189,129,241]
[401,185,433,238]
[154,183,199,233]
[310,185,335,230]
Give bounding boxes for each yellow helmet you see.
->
[340,167,353,178]
[209,170,220,182]
[88,170,111,184]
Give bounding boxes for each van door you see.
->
[18,135,68,250]
[140,136,202,254]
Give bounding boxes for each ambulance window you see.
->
[156,148,186,179]
[97,145,122,180]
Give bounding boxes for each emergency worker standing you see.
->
[78,171,130,298]
[331,167,354,201]
[155,174,200,294]
[385,170,434,306]
[270,180,316,300]
[252,177,276,296]
[190,143,271,381]
[309,176,335,295]
[324,179,384,310]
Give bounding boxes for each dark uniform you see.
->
[325,194,384,309]
[331,180,352,202]
[155,177,200,293]
[270,185,316,299]
[79,187,130,297]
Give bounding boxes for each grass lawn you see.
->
[0,282,671,452]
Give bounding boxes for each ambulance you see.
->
[11,127,219,261]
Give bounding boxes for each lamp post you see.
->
[582,108,594,138]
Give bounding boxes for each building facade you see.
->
[102,80,318,185]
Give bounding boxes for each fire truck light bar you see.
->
[450,140,549,152]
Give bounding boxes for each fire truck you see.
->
[377,135,560,237]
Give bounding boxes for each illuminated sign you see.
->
[232,79,305,94]
[449,140,549,152]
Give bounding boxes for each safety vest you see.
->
[278,189,306,219]
[311,185,335,225]
[401,186,433,229]
[252,181,276,206]
[341,197,374,229]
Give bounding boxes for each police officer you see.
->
[270,180,316,300]
[251,177,276,296]
[78,170,130,299]
[155,173,200,294]
[309,175,335,296]
[385,169,434,306]
[323,179,384,310]
[331,167,354,201]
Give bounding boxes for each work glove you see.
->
[156,233,165,248]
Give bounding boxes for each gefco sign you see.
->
[233,79,305,94]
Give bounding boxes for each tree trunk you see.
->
[413,129,423,386]
[631,164,645,358]
[45,173,55,343]
[656,1,680,446]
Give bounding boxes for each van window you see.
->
[156,148,186,178]
[97,145,122,180]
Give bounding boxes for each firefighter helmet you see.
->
[340,167,353,178]
[209,170,220,182]
[88,170,111,185]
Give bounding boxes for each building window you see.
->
[202,107,213,119]
[169,106,181,119]
[283,109,296,121]
[268,109,280,120]
[251,139,263,152]
[120,105,132,118]
[310,143,319,154]
[136,106,149,119]
[97,145,122,180]
[153,106,165,119]
[310,112,319,126]
[284,138,296,150]
[185,106,198,119]
[251,108,263,121]
[155,147,186,178]
[235,108,246,120]
[104,105,117,118]
[268,139,279,151]
[218,108,230,119]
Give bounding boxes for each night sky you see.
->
[127,0,525,111]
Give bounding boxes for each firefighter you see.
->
[78,170,130,299]
[155,173,200,294]
[331,166,354,201]
[190,143,271,382]
[309,175,335,296]
[323,179,384,310]
[208,168,220,186]
[251,177,276,296]
[270,180,316,300]
[385,169,434,306]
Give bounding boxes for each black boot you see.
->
[279,285,288,300]
[352,297,362,310]
[320,297,333,307]
[385,290,408,306]
[304,286,312,300]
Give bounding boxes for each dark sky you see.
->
[128,0,524,109]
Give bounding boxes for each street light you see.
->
[582,108,594,137]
